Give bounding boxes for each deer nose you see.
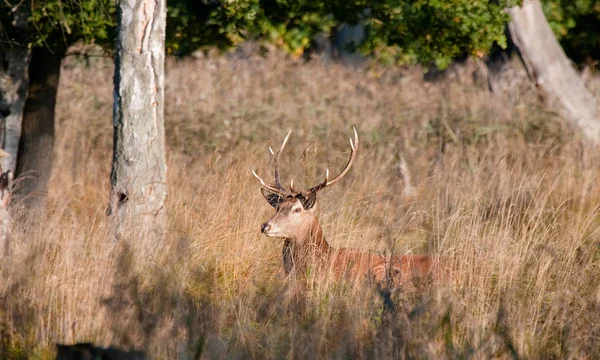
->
[261,223,271,234]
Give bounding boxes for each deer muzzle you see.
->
[261,222,271,234]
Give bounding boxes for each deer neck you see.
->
[282,217,332,275]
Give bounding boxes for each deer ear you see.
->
[302,191,318,210]
[261,188,284,208]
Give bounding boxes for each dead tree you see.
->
[508,0,600,141]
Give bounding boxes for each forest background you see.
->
[0,0,600,358]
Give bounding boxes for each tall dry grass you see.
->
[1,51,600,358]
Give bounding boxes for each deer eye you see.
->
[293,207,302,213]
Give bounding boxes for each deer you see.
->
[253,127,437,285]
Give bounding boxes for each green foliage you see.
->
[0,0,115,50]
[330,0,517,68]
[542,0,600,64]
[166,0,518,65]
[165,0,239,54]
[2,0,334,57]
[29,0,115,48]
[166,0,335,56]
[1,0,598,66]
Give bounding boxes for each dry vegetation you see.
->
[1,50,600,359]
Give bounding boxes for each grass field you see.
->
[1,51,600,358]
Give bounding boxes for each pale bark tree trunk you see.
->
[0,171,14,257]
[0,48,27,256]
[111,0,168,249]
[0,2,29,255]
[508,0,600,141]
[0,49,29,174]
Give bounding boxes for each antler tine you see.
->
[252,170,281,194]
[308,126,359,194]
[252,130,292,194]
[272,131,291,192]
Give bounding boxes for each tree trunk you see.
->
[0,48,28,256]
[0,48,30,174]
[508,0,600,141]
[15,47,64,209]
[0,171,14,257]
[111,0,168,249]
[0,0,29,255]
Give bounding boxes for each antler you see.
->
[252,131,292,194]
[254,127,359,196]
[307,126,359,194]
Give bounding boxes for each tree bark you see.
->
[0,47,30,174]
[0,171,14,257]
[0,0,29,255]
[508,0,600,141]
[15,47,64,209]
[0,0,30,174]
[111,0,168,249]
[0,48,28,256]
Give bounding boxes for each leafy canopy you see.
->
[331,0,517,68]
[0,0,115,50]
[543,0,600,65]
[0,0,598,68]
[165,0,335,56]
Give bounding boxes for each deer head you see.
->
[253,127,359,242]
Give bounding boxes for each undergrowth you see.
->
[0,51,599,358]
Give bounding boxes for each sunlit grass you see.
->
[0,51,599,358]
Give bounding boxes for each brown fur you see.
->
[262,196,437,284]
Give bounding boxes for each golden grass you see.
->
[1,51,600,358]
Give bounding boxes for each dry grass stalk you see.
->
[0,51,598,358]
